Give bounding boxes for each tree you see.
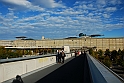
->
[0,46,8,59]
[89,48,98,59]
[89,48,93,55]
[118,48,121,56]
[97,49,104,62]
[103,56,112,67]
[12,50,22,57]
[104,49,110,57]
[97,49,103,56]
[121,49,124,60]
[111,50,118,63]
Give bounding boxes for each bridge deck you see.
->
[3,54,124,83]
[22,55,92,83]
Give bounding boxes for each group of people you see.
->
[56,50,66,64]
[75,50,86,57]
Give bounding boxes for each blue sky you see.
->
[0,0,124,40]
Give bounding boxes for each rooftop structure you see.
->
[15,36,27,40]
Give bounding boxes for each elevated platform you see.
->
[26,54,124,83]
[2,53,124,83]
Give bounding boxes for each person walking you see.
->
[75,51,77,57]
[61,51,66,63]
[58,50,61,63]
[56,50,59,63]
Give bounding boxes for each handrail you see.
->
[86,53,124,83]
[0,52,74,63]
[0,54,56,63]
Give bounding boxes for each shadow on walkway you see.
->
[36,55,92,83]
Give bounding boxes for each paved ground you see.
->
[36,55,92,83]
[21,55,92,83]
[22,57,74,83]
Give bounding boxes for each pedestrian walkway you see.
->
[2,53,124,83]
[21,56,73,83]
[21,55,92,83]
[36,55,92,83]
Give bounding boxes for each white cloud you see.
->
[88,13,94,16]
[105,7,117,12]
[103,14,110,18]
[76,16,99,23]
[109,0,122,5]
[74,2,96,11]
[97,0,106,5]
[96,0,122,6]
[87,4,93,8]
[0,0,31,9]
[0,0,65,12]
[0,0,44,11]
[105,23,124,30]
[0,0,124,39]
[59,9,82,15]
[0,0,30,6]
[32,0,64,8]
[82,4,88,9]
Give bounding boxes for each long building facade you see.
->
[0,37,124,51]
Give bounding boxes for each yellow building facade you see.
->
[0,37,124,51]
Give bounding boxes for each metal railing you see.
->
[86,53,124,83]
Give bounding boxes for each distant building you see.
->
[0,37,124,51]
[0,40,13,47]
